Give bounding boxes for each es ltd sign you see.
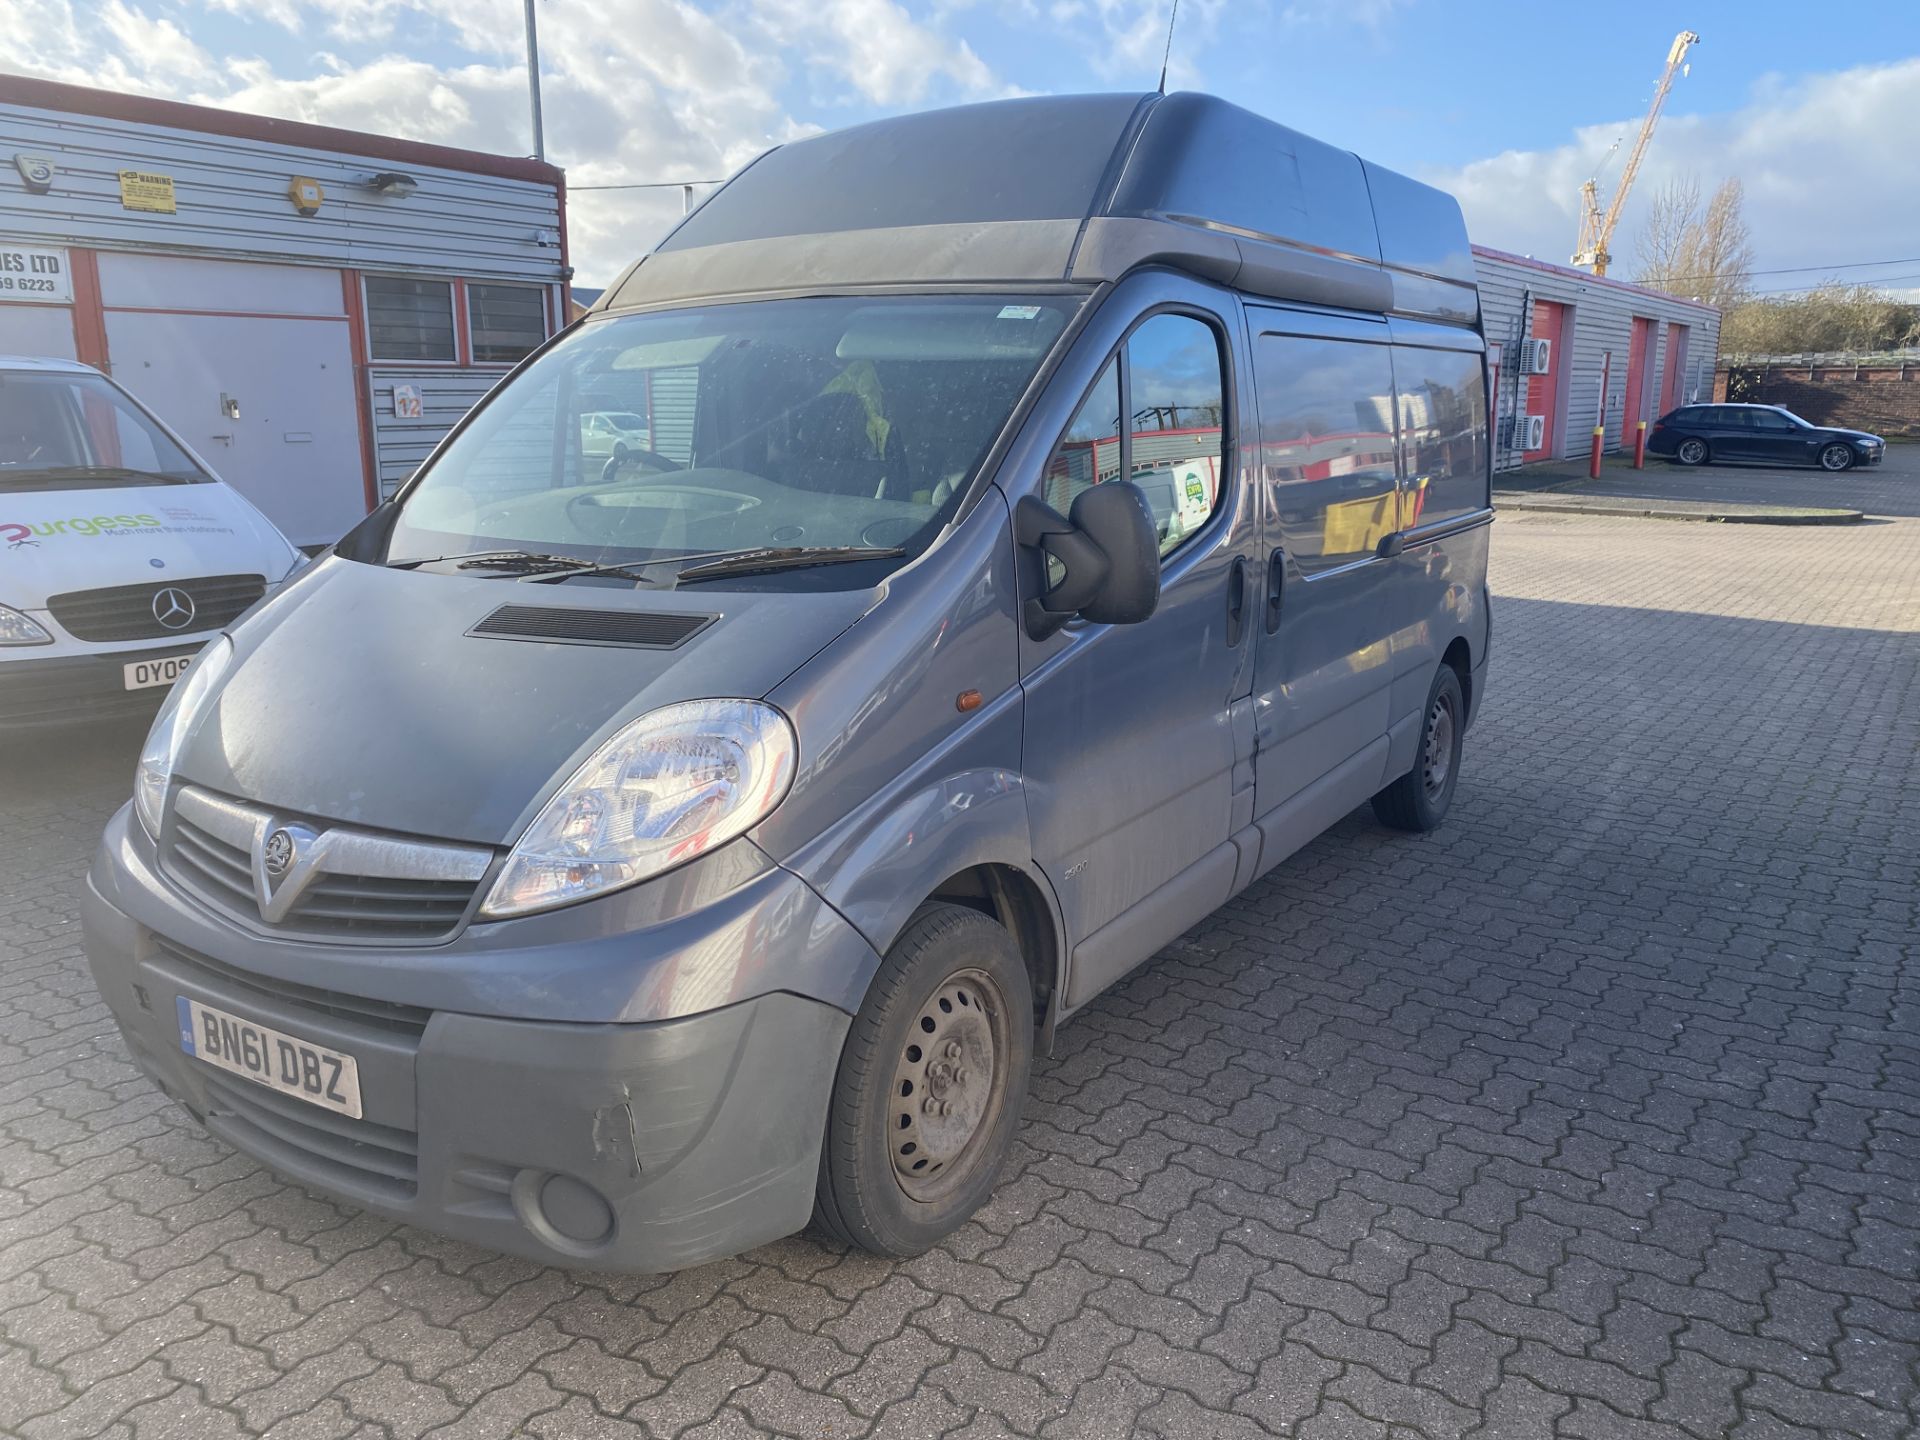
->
[0,245,72,304]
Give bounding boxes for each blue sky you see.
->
[11,0,1920,290]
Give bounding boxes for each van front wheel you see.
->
[814,903,1033,1256]
[1372,665,1465,832]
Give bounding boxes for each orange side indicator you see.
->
[956,689,983,713]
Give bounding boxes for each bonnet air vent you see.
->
[469,604,716,649]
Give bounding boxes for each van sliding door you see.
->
[1243,317,1398,846]
[1383,337,1492,734]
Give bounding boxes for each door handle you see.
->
[1225,556,1248,648]
[1264,550,1284,634]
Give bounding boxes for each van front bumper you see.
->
[0,647,180,729]
[82,807,861,1274]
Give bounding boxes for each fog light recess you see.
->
[536,1172,615,1245]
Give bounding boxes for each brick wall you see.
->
[1713,365,1920,436]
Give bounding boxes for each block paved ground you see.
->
[2,503,1917,1438]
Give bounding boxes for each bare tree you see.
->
[1635,176,1698,293]
[1633,176,1754,309]
[1721,283,1920,358]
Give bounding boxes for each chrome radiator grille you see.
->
[164,786,494,944]
[48,573,265,642]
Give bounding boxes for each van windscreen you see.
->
[0,371,209,490]
[385,294,1077,586]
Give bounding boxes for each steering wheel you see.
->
[599,447,687,483]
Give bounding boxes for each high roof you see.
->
[604,92,1478,329]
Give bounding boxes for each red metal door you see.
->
[1662,323,1691,413]
[1524,300,1566,459]
[1623,316,1655,430]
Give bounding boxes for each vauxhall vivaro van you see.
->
[1,357,304,727]
[83,93,1492,1271]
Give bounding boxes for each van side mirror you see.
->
[1014,483,1161,641]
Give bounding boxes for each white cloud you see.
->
[1053,0,1226,90]
[99,0,218,82]
[0,0,213,89]
[0,0,1010,281]
[750,0,998,105]
[1424,59,1920,290]
[203,0,308,32]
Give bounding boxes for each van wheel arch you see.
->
[1441,636,1472,724]
[923,864,1060,1035]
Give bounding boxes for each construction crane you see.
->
[1572,29,1699,276]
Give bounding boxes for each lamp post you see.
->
[524,0,545,162]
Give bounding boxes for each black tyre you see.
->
[1371,664,1465,832]
[1818,442,1853,472]
[814,903,1033,1256]
[1674,436,1710,466]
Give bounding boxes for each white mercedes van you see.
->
[0,357,304,728]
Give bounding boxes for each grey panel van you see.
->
[82,92,1492,1271]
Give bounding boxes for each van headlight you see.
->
[0,604,53,646]
[481,699,797,920]
[134,636,234,837]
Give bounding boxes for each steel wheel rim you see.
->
[1821,445,1850,471]
[1422,692,1456,800]
[1679,439,1706,464]
[890,967,1010,1202]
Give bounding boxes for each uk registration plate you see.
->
[176,996,364,1118]
[124,653,194,690]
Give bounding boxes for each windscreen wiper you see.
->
[673,545,906,582]
[0,466,195,487]
[522,559,660,585]
[389,550,598,574]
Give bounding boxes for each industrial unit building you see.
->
[1474,245,1719,472]
[0,76,568,545]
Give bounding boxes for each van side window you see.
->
[1127,314,1226,556]
[1390,345,1489,531]
[1254,334,1398,568]
[1042,358,1121,514]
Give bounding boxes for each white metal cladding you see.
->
[1474,247,1720,471]
[0,305,79,358]
[648,367,699,465]
[97,252,345,314]
[0,102,564,283]
[369,371,506,500]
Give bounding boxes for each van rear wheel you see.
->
[814,903,1033,1256]
[1372,665,1464,832]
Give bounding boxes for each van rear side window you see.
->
[1254,334,1397,567]
[1391,345,1489,531]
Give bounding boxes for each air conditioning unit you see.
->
[1523,338,1553,374]
[1523,414,1547,450]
